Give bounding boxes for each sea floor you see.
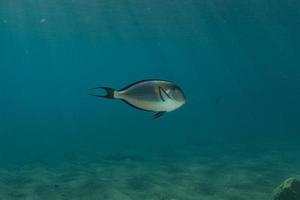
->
[1,145,300,200]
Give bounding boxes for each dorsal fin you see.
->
[119,79,172,91]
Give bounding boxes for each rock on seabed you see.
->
[272,178,300,200]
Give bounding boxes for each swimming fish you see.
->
[89,79,186,119]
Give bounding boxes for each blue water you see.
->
[0,1,300,197]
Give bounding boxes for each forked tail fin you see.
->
[89,87,116,99]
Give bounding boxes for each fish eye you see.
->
[171,87,178,91]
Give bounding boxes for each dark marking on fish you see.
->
[158,87,165,102]
[159,87,172,100]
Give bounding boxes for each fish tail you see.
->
[89,87,116,99]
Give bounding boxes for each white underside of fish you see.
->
[115,92,183,112]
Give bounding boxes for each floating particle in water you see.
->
[145,7,152,12]
[279,71,288,79]
[3,19,7,24]
[215,96,221,104]
[40,18,46,23]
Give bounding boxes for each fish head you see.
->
[164,84,186,105]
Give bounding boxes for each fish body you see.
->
[90,79,186,118]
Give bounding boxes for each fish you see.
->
[89,79,186,119]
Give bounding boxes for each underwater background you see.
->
[0,0,300,199]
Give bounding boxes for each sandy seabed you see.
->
[0,147,299,200]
